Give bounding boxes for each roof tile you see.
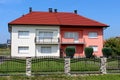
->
[9,11,108,27]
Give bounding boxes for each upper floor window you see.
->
[18,31,29,39]
[39,32,53,38]
[64,32,78,38]
[88,32,98,38]
[18,46,29,54]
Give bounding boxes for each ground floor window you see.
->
[18,46,29,54]
[89,46,98,52]
[41,46,51,53]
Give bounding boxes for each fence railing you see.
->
[70,58,101,74]
[35,37,59,44]
[107,56,120,73]
[0,56,119,76]
[32,57,64,75]
[0,56,26,76]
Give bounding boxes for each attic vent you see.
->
[49,8,53,12]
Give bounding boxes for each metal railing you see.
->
[107,56,120,73]
[35,37,59,44]
[61,38,85,44]
[0,56,119,76]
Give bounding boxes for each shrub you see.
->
[0,44,7,49]
[84,47,93,58]
[65,46,75,58]
[102,47,112,58]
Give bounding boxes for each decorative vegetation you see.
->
[65,46,75,58]
[84,47,93,58]
[102,47,112,58]
[104,37,120,56]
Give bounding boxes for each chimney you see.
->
[74,10,77,14]
[49,8,53,12]
[54,9,57,13]
[29,7,32,13]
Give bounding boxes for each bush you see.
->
[0,44,7,49]
[102,47,112,58]
[84,47,93,58]
[65,46,75,58]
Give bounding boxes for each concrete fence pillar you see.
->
[100,57,107,74]
[26,57,32,76]
[64,58,70,75]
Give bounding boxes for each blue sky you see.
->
[0,0,120,43]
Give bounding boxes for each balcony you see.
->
[61,38,85,44]
[35,36,59,44]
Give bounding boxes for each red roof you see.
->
[8,11,108,27]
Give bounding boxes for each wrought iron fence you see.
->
[32,57,64,75]
[0,56,26,76]
[107,56,120,73]
[0,56,119,76]
[70,58,101,74]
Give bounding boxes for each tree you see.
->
[104,37,120,56]
[84,47,93,58]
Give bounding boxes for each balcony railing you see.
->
[61,38,85,44]
[35,36,59,44]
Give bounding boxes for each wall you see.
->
[11,25,60,57]
[60,27,104,57]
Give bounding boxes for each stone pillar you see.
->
[26,57,32,76]
[64,58,70,75]
[100,57,107,74]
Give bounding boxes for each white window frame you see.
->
[88,32,98,38]
[18,31,29,39]
[41,46,52,54]
[64,32,78,38]
[18,46,29,54]
[89,46,98,52]
[39,32,53,39]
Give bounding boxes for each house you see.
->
[8,8,108,57]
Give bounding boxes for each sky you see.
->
[0,0,120,43]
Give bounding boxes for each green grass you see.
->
[0,57,119,75]
[0,74,119,80]
[0,58,100,75]
[0,48,10,55]
[71,59,100,71]
[0,59,26,75]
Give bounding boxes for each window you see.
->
[39,32,53,38]
[64,32,78,38]
[18,31,29,38]
[18,47,29,53]
[41,46,51,53]
[88,32,98,38]
[89,46,98,52]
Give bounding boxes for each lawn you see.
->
[0,74,119,80]
[0,56,119,75]
[0,48,10,55]
[0,58,101,75]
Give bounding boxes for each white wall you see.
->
[11,25,60,57]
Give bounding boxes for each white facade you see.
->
[11,25,60,57]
